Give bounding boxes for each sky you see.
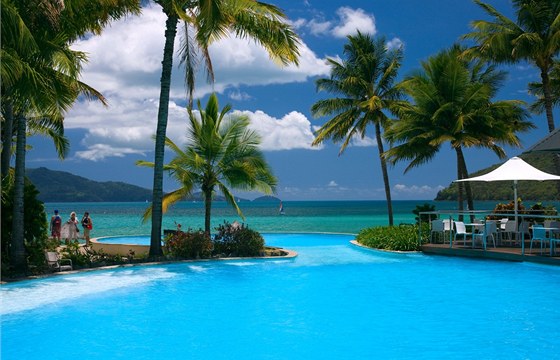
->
[26,0,557,201]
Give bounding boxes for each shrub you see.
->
[356,224,429,252]
[163,229,213,259]
[212,222,264,257]
[1,172,49,277]
[59,241,124,269]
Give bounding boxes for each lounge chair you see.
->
[45,251,73,272]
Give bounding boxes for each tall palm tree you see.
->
[311,32,403,226]
[148,0,300,257]
[528,60,560,114]
[137,93,276,234]
[463,0,560,133]
[384,46,533,212]
[1,0,139,273]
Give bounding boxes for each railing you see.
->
[418,210,560,256]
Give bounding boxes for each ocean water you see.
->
[43,200,474,237]
[46,199,560,240]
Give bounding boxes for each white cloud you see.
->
[236,110,320,151]
[75,144,147,162]
[386,37,404,50]
[393,184,445,195]
[228,90,252,101]
[331,7,376,38]
[328,180,338,187]
[351,134,377,147]
[308,19,332,36]
[64,4,332,161]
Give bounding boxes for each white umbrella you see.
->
[455,157,560,248]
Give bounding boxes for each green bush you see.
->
[213,222,264,257]
[1,172,49,277]
[356,224,429,252]
[163,229,213,259]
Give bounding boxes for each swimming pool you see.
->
[2,233,560,359]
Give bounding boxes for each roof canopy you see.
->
[455,156,560,182]
[524,128,560,153]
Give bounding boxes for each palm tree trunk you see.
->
[1,101,14,179]
[150,14,178,258]
[540,68,555,132]
[375,123,394,226]
[457,147,475,221]
[204,190,212,235]
[11,114,27,274]
[455,147,464,215]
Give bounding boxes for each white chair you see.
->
[499,218,509,231]
[45,251,73,272]
[453,221,472,246]
[442,219,453,244]
[430,220,444,243]
[472,221,497,248]
[500,220,518,246]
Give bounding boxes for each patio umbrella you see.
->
[524,128,560,153]
[455,156,560,227]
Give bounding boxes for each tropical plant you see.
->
[137,93,277,235]
[1,0,139,273]
[528,60,560,114]
[412,203,437,224]
[163,228,213,259]
[311,32,403,226]
[356,224,428,251]
[463,0,560,133]
[384,45,533,214]
[148,0,301,258]
[213,221,265,257]
[1,170,48,277]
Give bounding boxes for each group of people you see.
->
[49,210,93,246]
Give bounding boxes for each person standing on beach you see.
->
[50,209,62,242]
[64,211,80,245]
[81,212,93,245]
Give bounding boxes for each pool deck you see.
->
[422,241,560,266]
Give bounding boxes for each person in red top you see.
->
[81,212,93,245]
[50,209,62,242]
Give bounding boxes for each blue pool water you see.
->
[2,233,560,359]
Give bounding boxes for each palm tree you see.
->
[1,0,139,273]
[463,0,560,133]
[384,46,533,212]
[528,60,560,114]
[137,93,277,234]
[311,32,403,226]
[148,0,300,257]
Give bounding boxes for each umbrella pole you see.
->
[514,180,523,255]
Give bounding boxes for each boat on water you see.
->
[279,201,285,215]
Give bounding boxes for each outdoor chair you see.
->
[442,219,453,244]
[500,220,518,246]
[550,221,560,256]
[45,251,73,272]
[472,221,497,248]
[453,221,472,246]
[529,225,549,255]
[499,218,509,231]
[430,220,445,243]
[519,221,531,241]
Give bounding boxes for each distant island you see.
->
[27,167,253,203]
[252,195,281,202]
[27,167,153,202]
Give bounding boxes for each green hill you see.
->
[434,153,560,201]
[27,167,153,202]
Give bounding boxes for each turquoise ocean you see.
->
[43,200,510,238]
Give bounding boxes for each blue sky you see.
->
[26,0,555,201]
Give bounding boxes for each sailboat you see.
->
[279,201,285,215]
